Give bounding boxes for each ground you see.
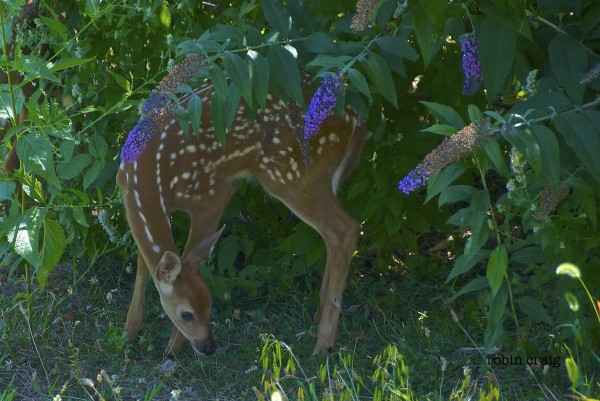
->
[0,254,572,400]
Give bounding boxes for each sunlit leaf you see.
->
[38,216,66,288]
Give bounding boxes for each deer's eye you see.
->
[181,311,194,322]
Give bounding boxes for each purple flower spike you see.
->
[398,169,429,195]
[143,90,170,114]
[120,116,158,163]
[304,73,341,140]
[460,36,483,95]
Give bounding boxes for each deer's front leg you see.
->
[124,254,149,341]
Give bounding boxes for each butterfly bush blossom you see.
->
[398,121,492,194]
[120,54,205,163]
[304,73,342,140]
[580,63,600,84]
[460,35,483,95]
[350,0,381,32]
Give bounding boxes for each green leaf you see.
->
[211,94,227,145]
[530,125,560,191]
[223,52,253,109]
[376,0,398,28]
[438,185,475,206]
[59,154,92,180]
[303,32,338,54]
[268,45,303,106]
[448,276,489,302]
[362,52,397,108]
[412,4,443,67]
[1,18,12,45]
[549,34,587,103]
[482,141,510,177]
[415,0,449,29]
[18,56,60,83]
[420,102,465,129]
[347,68,372,101]
[0,179,16,201]
[375,36,418,61]
[16,132,60,189]
[83,159,105,190]
[510,246,544,264]
[224,84,242,137]
[421,124,457,136]
[307,54,353,69]
[50,57,95,73]
[467,104,484,123]
[555,113,600,180]
[71,207,89,228]
[249,52,269,110]
[175,105,190,137]
[209,66,228,100]
[467,189,491,234]
[426,163,468,203]
[89,135,108,159]
[21,174,45,204]
[108,70,131,93]
[478,16,516,102]
[447,226,491,281]
[160,1,172,28]
[60,140,75,162]
[6,207,47,267]
[485,284,507,349]
[38,216,66,289]
[187,93,203,136]
[261,0,292,35]
[40,16,68,41]
[487,245,507,297]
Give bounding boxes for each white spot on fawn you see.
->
[144,225,155,244]
[134,190,142,208]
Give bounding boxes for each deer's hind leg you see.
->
[258,176,360,355]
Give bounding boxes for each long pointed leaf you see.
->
[38,216,66,288]
[223,52,253,109]
[362,52,398,108]
[261,0,292,35]
[478,16,516,102]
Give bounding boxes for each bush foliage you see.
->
[1,0,598,394]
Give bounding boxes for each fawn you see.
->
[117,78,367,356]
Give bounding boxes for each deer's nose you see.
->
[194,337,216,356]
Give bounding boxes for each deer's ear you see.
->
[184,226,226,266]
[156,251,182,286]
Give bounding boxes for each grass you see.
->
[0,252,595,400]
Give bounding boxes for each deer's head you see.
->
[154,229,223,356]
